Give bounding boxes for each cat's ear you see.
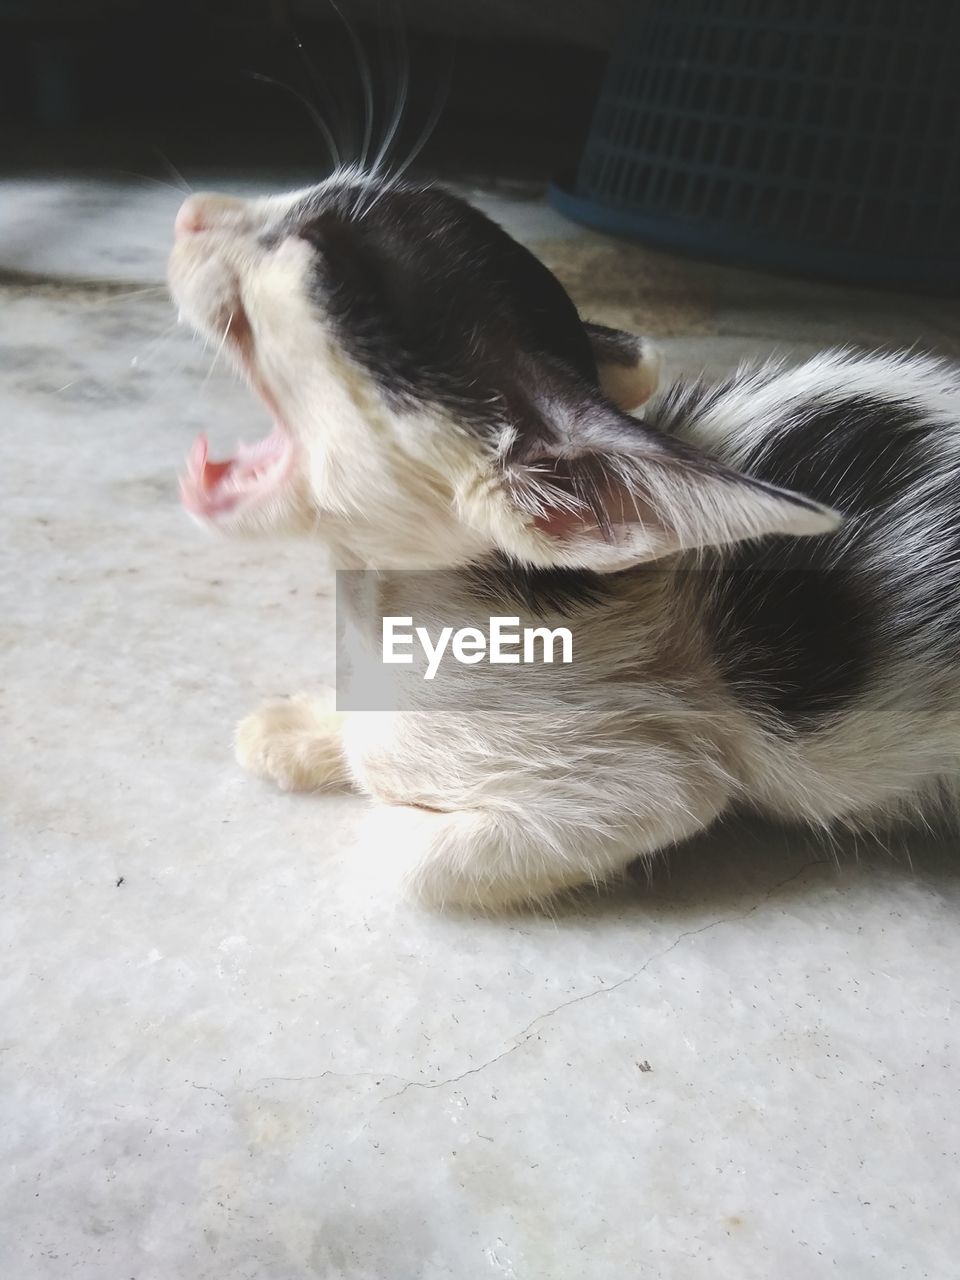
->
[585,322,662,412]
[500,392,839,572]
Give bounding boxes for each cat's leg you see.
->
[235,692,351,793]
[359,781,730,910]
[586,323,663,413]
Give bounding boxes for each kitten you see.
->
[168,173,960,908]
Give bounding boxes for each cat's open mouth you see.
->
[179,305,299,521]
[180,426,295,519]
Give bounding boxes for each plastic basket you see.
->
[550,0,960,293]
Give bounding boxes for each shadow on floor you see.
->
[539,813,960,925]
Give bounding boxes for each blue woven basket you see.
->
[550,0,960,293]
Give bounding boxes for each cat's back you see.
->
[652,350,960,734]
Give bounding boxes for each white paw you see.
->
[234,693,348,793]
[355,803,593,911]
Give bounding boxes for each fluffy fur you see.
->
[167,174,960,908]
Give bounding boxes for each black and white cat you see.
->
[168,172,960,907]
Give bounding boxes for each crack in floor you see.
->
[380,857,830,1104]
[194,859,831,1109]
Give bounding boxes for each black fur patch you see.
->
[704,393,938,728]
[708,557,874,726]
[733,395,937,515]
[293,183,598,426]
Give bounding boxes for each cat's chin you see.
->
[179,425,298,523]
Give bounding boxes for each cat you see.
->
[168,172,960,908]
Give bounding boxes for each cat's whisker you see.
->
[107,169,188,196]
[86,285,169,307]
[195,313,235,401]
[325,0,376,173]
[152,146,193,194]
[370,5,409,177]
[248,71,342,172]
[289,24,351,175]
[388,49,453,186]
[359,39,454,221]
[128,319,181,371]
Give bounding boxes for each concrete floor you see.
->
[2,178,960,1280]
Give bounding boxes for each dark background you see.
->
[0,0,627,183]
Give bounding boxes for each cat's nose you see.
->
[174,194,245,236]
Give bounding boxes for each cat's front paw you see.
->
[234,693,349,793]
